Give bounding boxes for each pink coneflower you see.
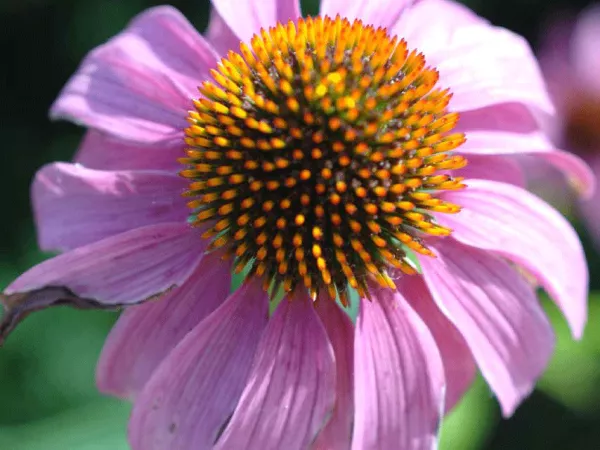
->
[538,5,600,248]
[0,1,593,448]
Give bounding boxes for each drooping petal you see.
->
[0,223,204,344]
[458,154,525,187]
[420,238,555,416]
[464,143,593,197]
[313,298,354,450]
[74,130,182,172]
[319,0,413,29]
[439,179,588,339]
[395,3,553,115]
[210,0,302,44]
[399,275,477,413]
[97,253,232,399]
[456,104,595,198]
[457,102,549,141]
[33,163,189,252]
[204,6,242,57]
[51,6,219,143]
[532,149,595,198]
[578,155,600,249]
[352,285,444,450]
[215,291,336,450]
[128,279,269,450]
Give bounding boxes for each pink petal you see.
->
[319,0,413,29]
[0,223,204,344]
[97,253,232,399]
[399,275,477,413]
[457,104,595,198]
[215,291,336,450]
[459,154,525,187]
[535,149,595,198]
[393,0,484,52]
[463,138,593,198]
[572,6,600,93]
[442,26,552,114]
[395,3,553,115]
[128,279,269,450]
[74,130,182,172]
[312,298,354,450]
[205,6,241,57]
[33,163,189,252]
[51,6,218,144]
[352,285,444,450]
[457,103,545,136]
[420,239,555,416]
[515,155,574,212]
[440,179,588,339]
[578,155,600,249]
[210,0,301,45]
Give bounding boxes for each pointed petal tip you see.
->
[441,179,588,342]
[548,150,596,199]
[420,238,556,419]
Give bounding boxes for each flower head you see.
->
[538,5,600,248]
[0,1,593,449]
[182,15,466,301]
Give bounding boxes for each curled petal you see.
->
[538,149,596,199]
[215,291,336,450]
[352,285,444,450]
[420,239,555,416]
[97,253,232,399]
[457,103,595,198]
[129,279,269,450]
[578,156,600,249]
[0,223,204,344]
[440,179,588,339]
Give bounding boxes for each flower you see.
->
[0,0,593,448]
[537,5,600,248]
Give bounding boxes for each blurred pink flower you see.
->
[538,5,600,248]
[0,1,593,449]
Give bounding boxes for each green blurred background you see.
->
[1,0,600,448]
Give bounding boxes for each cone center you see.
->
[180,15,467,301]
